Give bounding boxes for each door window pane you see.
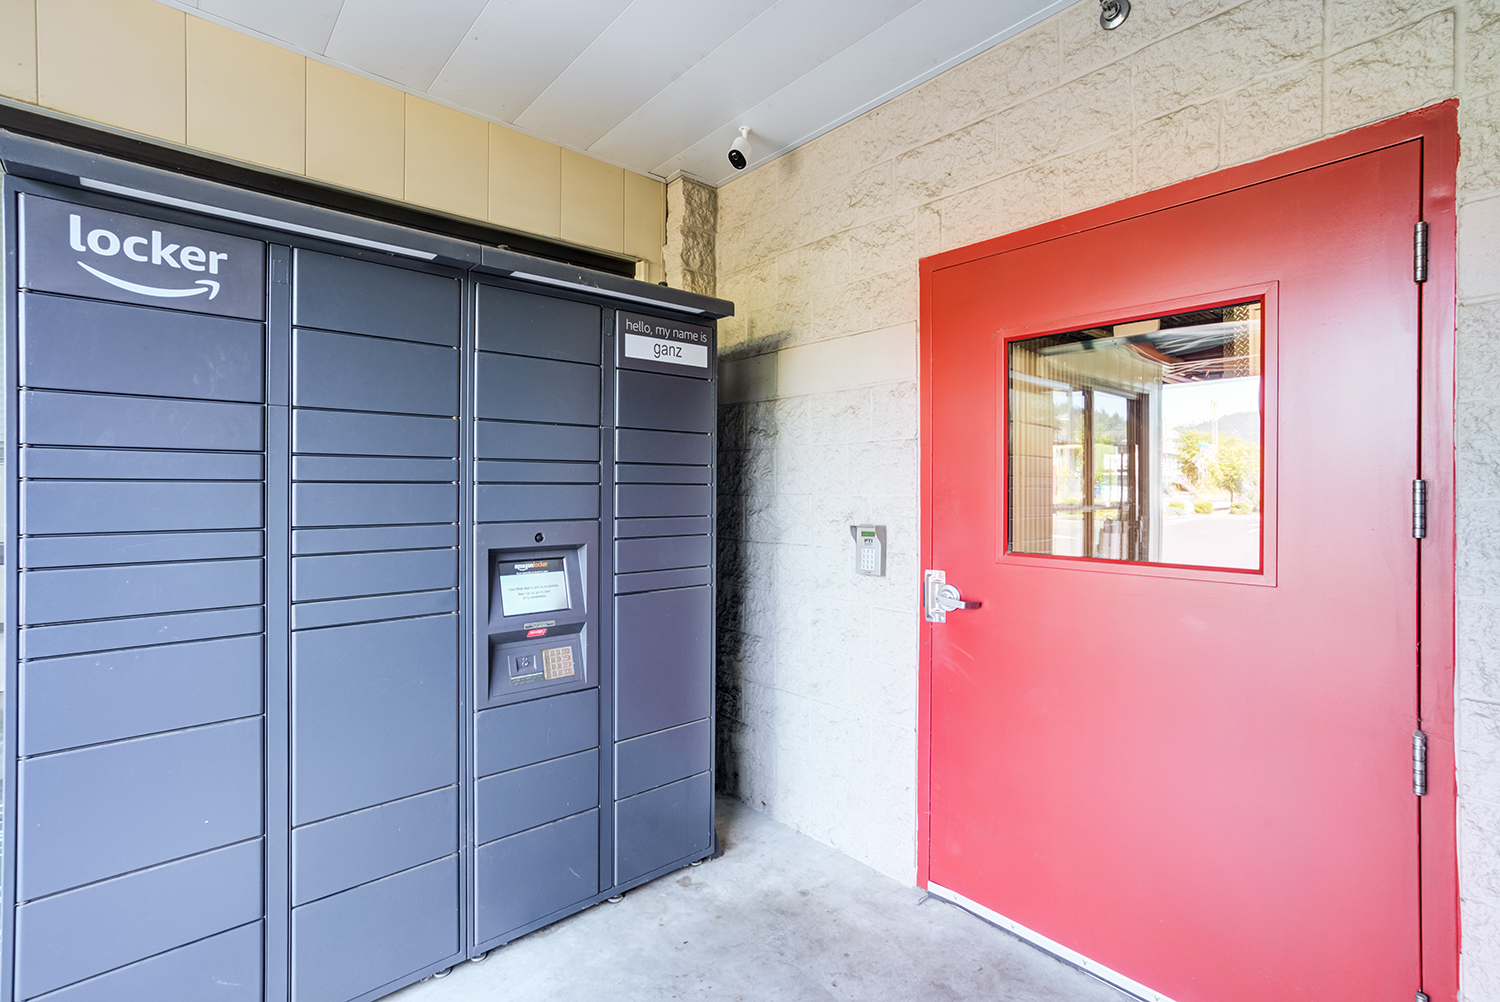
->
[1008,302,1262,569]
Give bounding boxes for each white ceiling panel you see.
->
[324,0,490,91]
[586,0,924,169]
[648,0,1074,184]
[154,0,1069,187]
[195,0,346,54]
[513,0,777,150]
[427,0,637,123]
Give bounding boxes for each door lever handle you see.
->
[936,584,981,611]
[924,569,981,623]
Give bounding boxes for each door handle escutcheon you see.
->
[924,569,981,622]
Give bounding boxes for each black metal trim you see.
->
[0,99,636,277]
[479,246,733,320]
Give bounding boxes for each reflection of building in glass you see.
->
[1009,302,1263,570]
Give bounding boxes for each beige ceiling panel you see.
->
[188,17,305,174]
[306,60,404,201]
[561,149,625,254]
[0,0,37,104]
[624,171,666,271]
[489,126,562,239]
[405,95,488,221]
[37,0,186,143]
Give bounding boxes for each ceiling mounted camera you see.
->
[728,128,751,170]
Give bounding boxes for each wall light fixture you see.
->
[1100,0,1130,29]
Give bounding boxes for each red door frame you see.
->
[917,101,1459,999]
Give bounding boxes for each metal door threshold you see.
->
[924,882,1179,1002]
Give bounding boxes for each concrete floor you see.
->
[389,796,1131,1002]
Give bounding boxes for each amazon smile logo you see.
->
[68,213,229,300]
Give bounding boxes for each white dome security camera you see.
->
[728,128,751,170]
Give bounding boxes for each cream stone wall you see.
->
[0,0,666,278]
[713,0,1500,995]
[665,176,718,297]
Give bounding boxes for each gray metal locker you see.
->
[0,137,731,1002]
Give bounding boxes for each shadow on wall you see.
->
[714,340,786,802]
[715,399,755,801]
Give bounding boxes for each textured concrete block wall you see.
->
[665,176,718,297]
[713,0,1500,995]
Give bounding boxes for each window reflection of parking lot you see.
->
[1160,510,1260,568]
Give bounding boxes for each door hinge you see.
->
[1416,992,1430,1002]
[1413,479,1428,539]
[1413,730,1428,797]
[1414,221,1429,283]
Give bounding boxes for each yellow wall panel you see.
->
[489,125,561,238]
[624,170,666,279]
[405,95,487,220]
[17,2,661,265]
[0,0,36,104]
[306,60,404,201]
[37,0,185,143]
[561,149,624,253]
[187,17,304,174]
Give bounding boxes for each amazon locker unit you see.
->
[0,133,730,1002]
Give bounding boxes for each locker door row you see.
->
[471,284,606,952]
[3,183,722,1002]
[286,250,464,1002]
[11,195,270,1002]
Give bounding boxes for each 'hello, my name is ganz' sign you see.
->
[19,194,266,321]
[617,310,712,369]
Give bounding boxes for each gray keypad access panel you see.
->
[2,170,727,1002]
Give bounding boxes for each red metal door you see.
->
[923,137,1429,1002]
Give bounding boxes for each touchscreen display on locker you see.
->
[497,558,571,617]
